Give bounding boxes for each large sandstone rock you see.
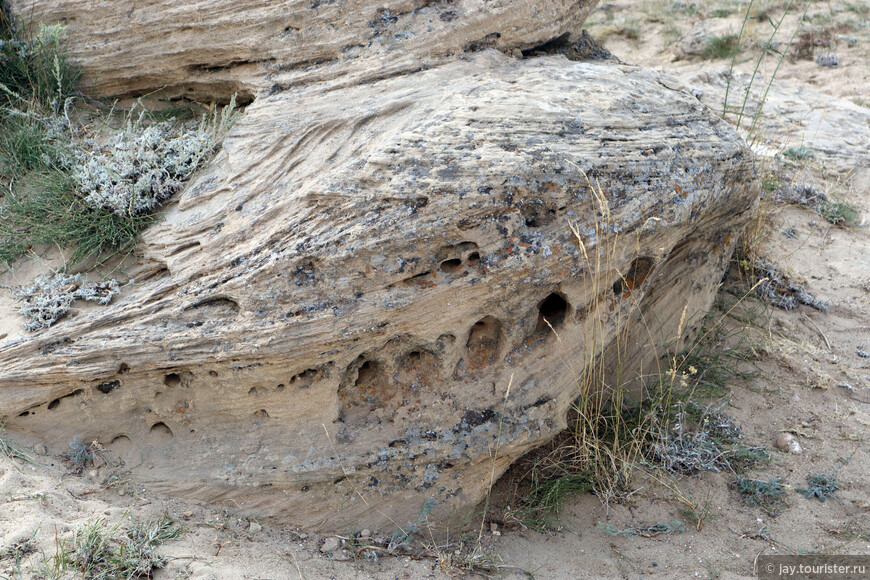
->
[1,1,758,532]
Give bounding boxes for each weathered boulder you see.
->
[6,0,597,102]
[0,49,756,530]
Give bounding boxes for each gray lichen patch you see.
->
[14,271,119,331]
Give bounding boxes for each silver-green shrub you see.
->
[73,97,238,216]
[15,271,119,331]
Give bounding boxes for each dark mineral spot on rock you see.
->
[96,380,120,394]
[536,293,569,331]
[461,408,497,428]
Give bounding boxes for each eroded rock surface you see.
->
[1,51,756,530]
[1,1,759,532]
[6,0,597,102]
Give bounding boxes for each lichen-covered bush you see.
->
[14,271,119,331]
[74,100,238,216]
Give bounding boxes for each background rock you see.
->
[6,0,598,102]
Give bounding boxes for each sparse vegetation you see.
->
[34,516,181,580]
[63,435,97,469]
[797,471,841,501]
[12,271,119,331]
[703,34,741,59]
[0,3,238,271]
[597,520,685,538]
[732,477,788,516]
[783,145,814,160]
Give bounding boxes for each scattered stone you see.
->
[249,521,262,534]
[182,511,194,519]
[320,537,342,553]
[816,54,840,68]
[34,443,48,455]
[359,529,372,539]
[775,433,803,454]
[753,260,828,312]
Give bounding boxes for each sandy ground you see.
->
[2,1,870,578]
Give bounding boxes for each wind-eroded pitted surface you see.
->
[0,0,758,531]
[0,51,756,529]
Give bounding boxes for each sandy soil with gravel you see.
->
[2,1,869,578]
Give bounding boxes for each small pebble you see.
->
[249,521,262,533]
[182,511,194,519]
[320,537,341,553]
[118,489,126,496]
[775,433,802,454]
[359,529,372,538]
[34,444,48,455]
[816,54,840,68]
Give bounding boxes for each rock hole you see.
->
[521,202,557,228]
[110,434,130,444]
[289,368,319,388]
[254,409,270,419]
[168,241,201,257]
[613,257,655,297]
[164,373,182,388]
[275,384,285,392]
[47,389,85,410]
[401,271,435,287]
[208,370,218,377]
[338,357,389,422]
[96,380,120,394]
[440,258,462,273]
[118,363,130,374]
[185,296,240,314]
[465,316,502,369]
[467,252,480,265]
[248,387,259,396]
[18,410,30,416]
[150,422,173,443]
[356,361,378,386]
[537,293,569,331]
